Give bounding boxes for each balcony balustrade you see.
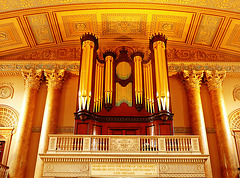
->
[40,135,208,177]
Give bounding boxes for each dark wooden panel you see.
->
[159,124,171,135]
[77,123,89,134]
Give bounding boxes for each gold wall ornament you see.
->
[182,70,203,90]
[228,108,240,130]
[22,69,43,89]
[110,137,139,152]
[204,70,226,91]
[0,85,14,99]
[233,85,240,101]
[44,69,66,89]
[0,104,19,128]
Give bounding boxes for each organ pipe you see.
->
[132,52,144,111]
[150,33,170,112]
[78,33,98,112]
[103,51,116,111]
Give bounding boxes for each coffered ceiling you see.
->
[0,1,240,62]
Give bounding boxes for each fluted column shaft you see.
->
[9,69,43,178]
[205,70,238,178]
[182,70,212,178]
[34,69,66,178]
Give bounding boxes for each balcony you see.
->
[40,135,208,177]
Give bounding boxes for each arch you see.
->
[0,104,19,128]
[228,108,240,130]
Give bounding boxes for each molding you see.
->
[1,61,240,77]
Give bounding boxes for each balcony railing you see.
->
[0,163,9,178]
[47,135,201,154]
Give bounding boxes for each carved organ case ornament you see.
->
[75,33,173,135]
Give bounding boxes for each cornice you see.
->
[1,61,240,76]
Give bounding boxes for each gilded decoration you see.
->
[151,13,192,41]
[0,18,28,51]
[0,104,19,127]
[0,0,240,13]
[194,15,222,45]
[233,85,240,101]
[101,13,147,36]
[44,69,66,89]
[27,14,54,44]
[204,70,226,91]
[0,83,14,99]
[56,12,97,41]
[22,69,43,89]
[182,70,203,90]
[221,19,240,52]
[14,47,81,61]
[110,137,139,152]
[228,108,240,130]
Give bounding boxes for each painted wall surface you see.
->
[0,73,239,178]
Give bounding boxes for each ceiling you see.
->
[0,1,240,63]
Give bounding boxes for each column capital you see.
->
[22,69,43,90]
[44,69,66,89]
[205,70,226,91]
[182,70,203,90]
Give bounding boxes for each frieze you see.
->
[1,62,240,76]
[0,47,81,61]
[1,46,239,62]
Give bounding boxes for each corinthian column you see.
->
[9,69,43,178]
[182,70,212,178]
[34,69,66,178]
[205,70,238,178]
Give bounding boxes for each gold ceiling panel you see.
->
[101,13,147,37]
[220,19,240,52]
[151,12,193,42]
[0,18,28,52]
[56,11,98,41]
[27,14,54,45]
[194,15,222,46]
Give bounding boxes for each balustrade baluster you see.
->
[60,137,63,150]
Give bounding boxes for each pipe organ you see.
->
[75,33,173,135]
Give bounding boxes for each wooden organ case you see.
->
[74,33,174,135]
